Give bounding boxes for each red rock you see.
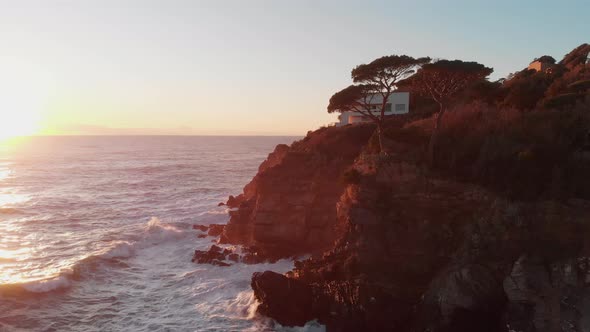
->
[251,271,315,327]
[207,224,225,237]
[192,225,208,232]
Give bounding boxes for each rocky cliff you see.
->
[220,122,377,259]
[251,133,590,331]
[239,100,590,331]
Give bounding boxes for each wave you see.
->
[0,243,134,295]
[0,217,184,296]
[198,208,229,216]
[225,290,260,320]
[142,216,184,245]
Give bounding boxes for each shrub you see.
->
[429,100,590,200]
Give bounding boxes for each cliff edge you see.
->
[247,101,590,331]
[220,122,378,259]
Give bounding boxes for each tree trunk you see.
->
[377,122,385,154]
[428,103,445,166]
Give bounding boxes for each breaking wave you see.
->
[0,217,185,295]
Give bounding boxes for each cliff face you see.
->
[221,124,375,258]
[250,135,590,331]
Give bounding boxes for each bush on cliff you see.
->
[429,100,590,200]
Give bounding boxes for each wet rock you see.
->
[226,195,244,208]
[207,224,225,237]
[192,225,208,232]
[242,252,264,265]
[209,245,222,253]
[251,271,315,327]
[211,260,231,267]
[192,245,226,264]
[228,253,240,262]
[197,233,207,238]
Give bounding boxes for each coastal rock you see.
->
[221,124,375,258]
[503,255,590,332]
[251,271,315,327]
[207,224,225,237]
[192,245,228,265]
[225,195,244,209]
[192,225,208,232]
[246,118,590,331]
[417,265,506,331]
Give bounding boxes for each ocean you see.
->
[0,136,324,332]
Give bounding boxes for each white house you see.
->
[337,92,410,126]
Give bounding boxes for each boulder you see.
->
[192,245,227,264]
[251,271,315,327]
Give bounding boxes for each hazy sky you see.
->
[0,0,588,135]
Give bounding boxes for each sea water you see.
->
[0,136,324,332]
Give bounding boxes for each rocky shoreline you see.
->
[191,112,590,331]
[189,44,590,331]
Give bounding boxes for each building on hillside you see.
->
[586,52,590,65]
[337,92,410,126]
[528,59,554,72]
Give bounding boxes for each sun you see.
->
[0,93,42,140]
[0,61,48,141]
[0,81,43,140]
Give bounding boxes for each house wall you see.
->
[337,92,410,126]
[528,61,552,72]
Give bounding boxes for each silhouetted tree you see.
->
[328,55,430,152]
[410,60,493,163]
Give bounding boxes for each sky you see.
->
[0,0,588,136]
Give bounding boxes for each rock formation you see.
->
[249,130,590,331]
[220,123,376,259]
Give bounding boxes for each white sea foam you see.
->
[226,290,260,319]
[22,274,72,293]
[198,208,229,216]
[98,241,135,259]
[141,216,184,245]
